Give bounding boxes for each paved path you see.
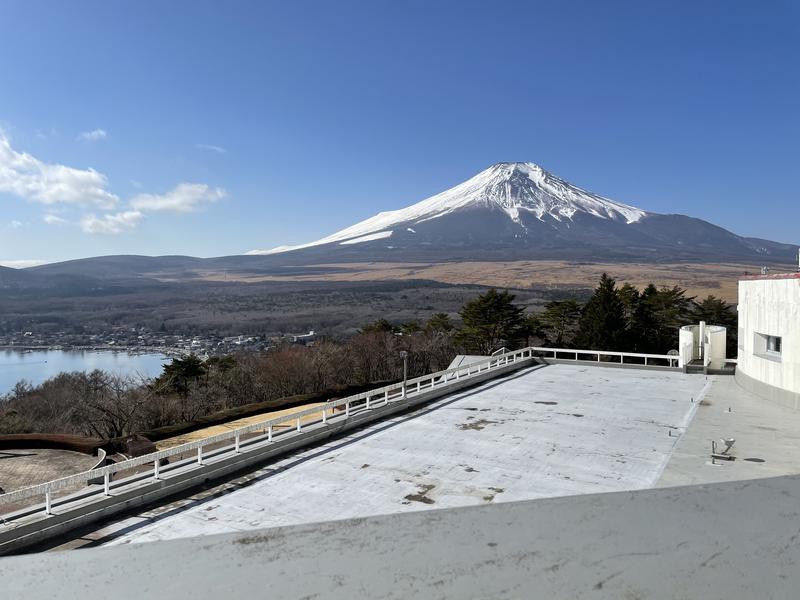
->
[0,449,96,500]
[154,402,326,450]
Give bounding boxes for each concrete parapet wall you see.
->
[736,368,800,411]
[3,473,800,599]
[540,358,677,372]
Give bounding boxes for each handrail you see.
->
[0,347,533,512]
[529,346,679,369]
[0,344,679,516]
[529,347,676,360]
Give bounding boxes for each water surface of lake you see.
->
[0,349,170,395]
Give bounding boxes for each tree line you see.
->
[0,273,736,438]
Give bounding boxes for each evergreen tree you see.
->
[692,295,738,356]
[399,321,422,335]
[616,283,641,351]
[630,283,661,353]
[359,319,396,334]
[154,354,207,398]
[576,273,626,350]
[647,286,695,352]
[538,300,582,347]
[520,313,544,347]
[425,313,454,333]
[456,289,526,354]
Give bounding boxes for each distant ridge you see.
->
[245,162,797,264]
[18,162,799,283]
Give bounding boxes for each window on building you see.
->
[755,332,783,361]
[766,335,782,355]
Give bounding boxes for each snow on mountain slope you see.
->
[247,162,647,255]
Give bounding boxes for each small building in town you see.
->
[736,272,800,408]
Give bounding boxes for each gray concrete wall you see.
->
[2,473,799,599]
[736,368,800,410]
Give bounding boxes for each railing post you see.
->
[154,459,160,480]
[322,405,327,424]
[366,395,371,409]
[416,381,421,394]
[234,433,240,454]
[384,390,389,403]
[645,356,648,367]
[296,417,302,432]
[45,491,52,515]
[345,402,350,417]
[104,472,110,496]
[268,425,273,442]
[197,447,203,466]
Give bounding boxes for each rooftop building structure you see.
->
[736,272,800,408]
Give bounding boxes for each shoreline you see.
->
[0,345,187,358]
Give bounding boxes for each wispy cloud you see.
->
[1,131,225,236]
[35,128,59,140]
[77,128,108,142]
[131,183,226,213]
[195,143,227,154]
[0,259,49,269]
[43,214,68,226]
[80,211,143,234]
[0,132,119,209]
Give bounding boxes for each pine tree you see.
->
[456,289,526,354]
[538,299,582,347]
[692,295,738,356]
[425,313,454,333]
[576,273,626,350]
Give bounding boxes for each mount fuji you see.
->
[247,162,796,264]
[20,162,797,286]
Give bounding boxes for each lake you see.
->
[0,349,171,395]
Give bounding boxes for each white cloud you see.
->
[43,214,68,225]
[35,128,58,140]
[1,132,225,236]
[130,183,226,213]
[0,259,49,268]
[195,143,227,154]
[80,211,142,234]
[0,132,119,209]
[77,129,108,142]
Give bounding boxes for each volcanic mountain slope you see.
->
[23,162,797,284]
[247,162,797,264]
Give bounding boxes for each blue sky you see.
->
[1,0,798,266]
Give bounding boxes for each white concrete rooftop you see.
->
[96,363,709,546]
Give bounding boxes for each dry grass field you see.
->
[194,261,782,302]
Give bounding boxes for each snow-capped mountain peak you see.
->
[247,162,647,255]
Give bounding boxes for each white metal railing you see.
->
[0,347,535,517]
[529,347,679,368]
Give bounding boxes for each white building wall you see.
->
[737,276,800,407]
